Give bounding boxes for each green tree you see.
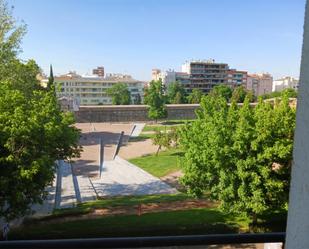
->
[152,127,179,155]
[209,85,232,101]
[0,0,81,221]
[106,83,131,105]
[187,89,203,104]
[47,64,54,90]
[167,81,186,104]
[261,88,297,100]
[179,93,295,222]
[231,85,248,103]
[144,80,167,121]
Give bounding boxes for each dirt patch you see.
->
[92,199,216,217]
[160,170,184,191]
[33,199,217,225]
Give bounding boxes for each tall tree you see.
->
[179,93,295,221]
[47,64,54,90]
[187,89,203,104]
[231,85,251,103]
[0,0,81,221]
[144,80,167,121]
[106,83,131,105]
[209,85,233,101]
[167,82,186,104]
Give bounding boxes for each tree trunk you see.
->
[252,212,258,224]
[156,145,161,156]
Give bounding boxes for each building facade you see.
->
[153,60,248,94]
[181,60,229,93]
[246,73,273,96]
[227,69,248,88]
[55,72,145,105]
[273,76,299,92]
[92,66,105,77]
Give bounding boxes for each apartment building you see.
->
[273,76,299,92]
[55,71,145,105]
[153,60,248,94]
[227,69,247,88]
[180,60,229,93]
[92,66,104,77]
[246,73,273,96]
[151,69,190,89]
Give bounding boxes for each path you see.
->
[30,122,176,215]
[92,156,177,196]
[57,160,77,208]
[130,123,145,137]
[29,172,57,217]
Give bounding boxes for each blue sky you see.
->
[9,0,306,81]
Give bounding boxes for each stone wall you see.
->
[74,104,200,123]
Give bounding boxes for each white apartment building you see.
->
[273,76,299,92]
[246,73,273,96]
[55,72,145,105]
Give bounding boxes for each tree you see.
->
[0,0,81,221]
[47,64,54,90]
[187,89,203,104]
[261,88,297,100]
[174,92,182,104]
[209,85,232,101]
[231,86,248,103]
[152,130,170,156]
[167,82,186,104]
[144,80,167,121]
[152,127,179,156]
[179,93,295,222]
[106,83,131,105]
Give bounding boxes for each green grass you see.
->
[51,193,190,217]
[142,125,170,132]
[129,149,183,177]
[11,208,250,240]
[128,133,154,142]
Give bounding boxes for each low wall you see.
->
[74,104,200,123]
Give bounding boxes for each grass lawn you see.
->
[51,193,191,217]
[11,208,250,240]
[128,133,154,142]
[129,149,183,177]
[142,119,194,132]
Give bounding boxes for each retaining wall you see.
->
[74,104,200,122]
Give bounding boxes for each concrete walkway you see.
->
[92,156,177,197]
[58,160,77,208]
[131,123,145,137]
[30,172,57,217]
[75,174,96,202]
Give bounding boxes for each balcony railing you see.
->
[0,232,285,248]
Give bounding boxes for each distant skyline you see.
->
[9,0,306,81]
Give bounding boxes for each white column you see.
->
[286,1,309,248]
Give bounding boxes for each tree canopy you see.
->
[47,64,54,91]
[144,80,167,121]
[187,89,203,104]
[209,85,233,101]
[167,81,186,104]
[261,88,297,100]
[106,83,131,105]
[0,0,81,221]
[179,94,295,221]
[231,85,254,103]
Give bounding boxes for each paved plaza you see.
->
[32,122,176,215]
